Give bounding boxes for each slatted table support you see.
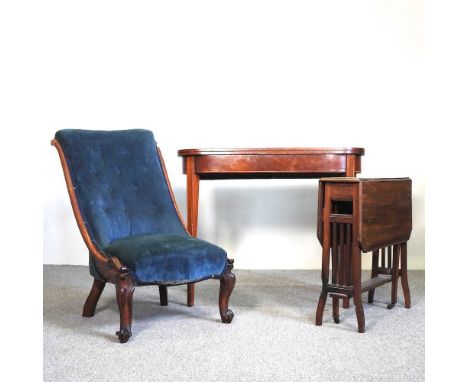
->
[315,178,412,333]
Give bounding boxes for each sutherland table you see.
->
[177,147,365,307]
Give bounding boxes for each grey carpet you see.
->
[44,265,424,381]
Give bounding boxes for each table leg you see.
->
[352,241,365,333]
[388,244,401,309]
[316,185,331,326]
[345,155,358,177]
[343,155,357,309]
[368,250,379,303]
[186,156,200,307]
[400,242,411,308]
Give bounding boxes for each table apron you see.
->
[184,154,352,174]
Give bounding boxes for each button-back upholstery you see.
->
[55,129,188,248]
[55,129,227,285]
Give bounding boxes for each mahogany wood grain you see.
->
[185,156,199,307]
[368,250,379,303]
[82,279,106,317]
[315,183,332,326]
[179,147,365,307]
[388,244,401,309]
[359,179,412,252]
[316,177,412,333]
[194,154,347,174]
[178,147,365,156]
[351,184,365,333]
[400,242,411,308]
[218,259,236,323]
[115,276,135,343]
[52,139,236,343]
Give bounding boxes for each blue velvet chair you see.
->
[52,129,235,343]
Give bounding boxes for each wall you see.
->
[41,0,425,269]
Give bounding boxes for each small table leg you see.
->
[388,244,401,309]
[352,241,365,333]
[400,242,411,308]
[343,155,358,309]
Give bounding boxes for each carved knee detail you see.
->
[219,259,236,324]
[115,274,135,343]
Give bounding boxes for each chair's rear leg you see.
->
[115,276,135,343]
[158,285,168,306]
[82,279,106,317]
[187,283,195,307]
[219,259,235,323]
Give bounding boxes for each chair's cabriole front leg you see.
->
[219,259,236,323]
[82,279,106,317]
[115,273,135,343]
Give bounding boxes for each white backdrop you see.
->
[41,0,425,269]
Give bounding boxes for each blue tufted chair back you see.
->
[55,129,187,248]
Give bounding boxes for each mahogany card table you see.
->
[177,147,365,306]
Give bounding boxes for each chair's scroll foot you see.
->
[115,274,135,343]
[387,303,395,310]
[333,316,340,324]
[116,328,132,343]
[219,259,235,324]
[221,309,234,324]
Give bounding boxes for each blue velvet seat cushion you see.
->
[103,234,228,285]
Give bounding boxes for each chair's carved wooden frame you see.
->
[51,139,235,343]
